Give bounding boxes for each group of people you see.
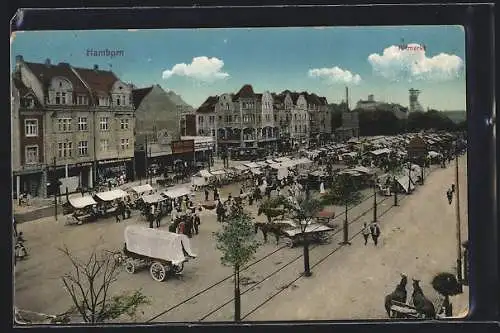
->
[362,221,381,246]
[169,213,201,238]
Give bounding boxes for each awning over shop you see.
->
[163,187,191,199]
[130,184,154,195]
[68,195,97,209]
[142,193,167,204]
[95,189,128,201]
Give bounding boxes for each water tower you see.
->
[409,88,423,112]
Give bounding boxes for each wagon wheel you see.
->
[125,260,136,274]
[172,262,184,274]
[150,261,167,282]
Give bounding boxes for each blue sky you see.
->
[11,26,466,110]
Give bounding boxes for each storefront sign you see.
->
[172,140,195,154]
[98,158,132,165]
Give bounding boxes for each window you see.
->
[218,116,223,122]
[120,138,129,150]
[100,139,109,152]
[120,119,129,130]
[228,116,232,122]
[211,129,215,137]
[209,116,215,124]
[226,104,230,111]
[55,92,61,104]
[24,119,38,137]
[77,117,88,131]
[57,118,72,132]
[295,125,298,132]
[61,92,66,104]
[58,142,72,158]
[120,95,126,106]
[25,145,39,164]
[198,116,204,124]
[243,115,250,123]
[78,141,89,156]
[99,97,109,106]
[116,96,121,106]
[100,117,109,130]
[77,95,88,105]
[234,116,239,123]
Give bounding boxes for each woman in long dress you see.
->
[319,181,326,194]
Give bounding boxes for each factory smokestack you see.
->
[345,86,350,111]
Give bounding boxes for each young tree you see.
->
[214,202,260,321]
[387,154,403,206]
[257,195,288,223]
[323,173,362,245]
[59,246,149,323]
[282,194,325,277]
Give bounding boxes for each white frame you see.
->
[77,117,88,131]
[24,145,39,164]
[120,138,129,150]
[58,142,73,158]
[78,140,89,156]
[99,117,109,130]
[57,118,72,132]
[120,118,129,130]
[100,139,109,152]
[24,118,38,137]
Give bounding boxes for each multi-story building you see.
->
[13,56,135,196]
[194,85,330,153]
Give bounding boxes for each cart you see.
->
[282,223,335,248]
[122,225,197,282]
[64,195,98,225]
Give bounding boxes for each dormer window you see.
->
[76,95,88,105]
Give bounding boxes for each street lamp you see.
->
[373,176,378,222]
[454,141,463,290]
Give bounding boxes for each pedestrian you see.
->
[13,217,17,237]
[193,213,200,235]
[149,204,155,228]
[451,184,456,194]
[177,219,185,234]
[205,188,209,201]
[155,211,162,228]
[370,222,381,246]
[362,222,371,245]
[213,187,218,201]
[120,200,126,220]
[446,189,453,205]
[115,203,121,223]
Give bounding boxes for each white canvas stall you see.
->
[295,157,313,165]
[131,184,154,195]
[124,225,197,266]
[370,148,391,156]
[269,163,282,170]
[352,166,376,175]
[255,161,269,167]
[284,224,334,237]
[163,187,191,199]
[68,195,97,209]
[95,189,129,201]
[277,167,289,180]
[274,157,291,162]
[210,170,226,176]
[142,193,167,204]
[191,176,207,187]
[244,162,260,169]
[199,170,213,178]
[233,165,248,171]
[397,175,416,193]
[250,168,262,175]
[265,159,275,164]
[428,151,441,158]
[342,152,357,158]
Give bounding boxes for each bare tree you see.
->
[59,246,149,323]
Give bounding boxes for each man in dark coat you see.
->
[193,213,200,235]
[205,188,209,201]
[370,222,381,246]
[446,189,453,205]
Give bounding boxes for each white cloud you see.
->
[368,44,464,81]
[223,39,228,44]
[162,56,230,82]
[308,66,362,85]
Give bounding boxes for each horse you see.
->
[254,222,286,245]
[411,279,436,319]
[384,273,408,318]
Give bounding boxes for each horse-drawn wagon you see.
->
[122,225,197,282]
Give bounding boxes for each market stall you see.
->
[65,195,98,225]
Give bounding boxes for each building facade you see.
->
[13,56,135,196]
[194,85,330,154]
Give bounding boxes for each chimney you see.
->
[45,58,51,66]
[345,86,349,111]
[93,64,99,71]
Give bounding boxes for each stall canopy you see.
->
[428,151,442,158]
[142,193,167,204]
[396,175,416,193]
[95,189,128,201]
[199,170,212,178]
[210,170,226,176]
[342,152,357,158]
[68,195,97,209]
[352,166,376,175]
[295,157,313,165]
[163,187,191,199]
[370,148,391,156]
[269,163,283,170]
[265,159,275,164]
[244,162,260,169]
[250,168,262,175]
[274,157,291,163]
[233,165,248,171]
[130,184,154,195]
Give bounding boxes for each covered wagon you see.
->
[123,225,197,282]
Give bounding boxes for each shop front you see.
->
[13,167,46,199]
[97,158,133,184]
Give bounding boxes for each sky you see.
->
[11,26,466,110]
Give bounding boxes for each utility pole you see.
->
[144,135,148,184]
[53,156,58,221]
[455,146,463,290]
[373,177,378,222]
[149,146,152,185]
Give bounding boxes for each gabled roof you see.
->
[234,84,255,99]
[197,96,218,113]
[132,86,154,108]
[72,67,119,96]
[12,76,43,107]
[24,61,88,94]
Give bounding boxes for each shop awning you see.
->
[163,187,191,199]
[68,195,97,209]
[95,189,129,201]
[142,193,167,204]
[130,184,154,195]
